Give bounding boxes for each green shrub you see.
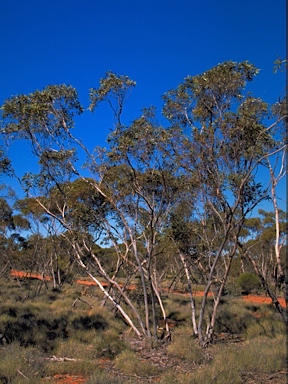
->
[190,345,243,384]
[224,278,242,296]
[71,313,108,331]
[237,272,261,294]
[0,275,286,383]
[0,299,72,350]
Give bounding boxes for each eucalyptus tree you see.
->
[89,79,187,340]
[162,61,287,343]
[0,77,184,341]
[0,84,144,336]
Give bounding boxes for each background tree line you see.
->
[0,61,286,345]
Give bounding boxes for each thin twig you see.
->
[17,370,29,380]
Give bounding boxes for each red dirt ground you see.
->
[52,374,86,384]
[241,294,286,307]
[10,269,52,281]
[10,269,286,307]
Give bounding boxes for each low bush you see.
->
[237,272,261,294]
[54,338,95,361]
[224,278,242,296]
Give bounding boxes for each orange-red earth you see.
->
[10,269,286,307]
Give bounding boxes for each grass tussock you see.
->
[245,316,285,339]
[115,349,161,377]
[86,369,125,384]
[159,371,195,384]
[188,333,286,384]
[0,342,46,384]
[167,326,206,365]
[45,359,96,377]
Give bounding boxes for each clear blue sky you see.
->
[0,0,286,208]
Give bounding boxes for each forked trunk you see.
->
[179,251,198,335]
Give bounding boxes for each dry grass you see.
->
[0,342,45,383]
[115,349,161,377]
[167,326,206,365]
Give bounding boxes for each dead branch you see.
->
[71,297,94,309]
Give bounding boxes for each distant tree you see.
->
[0,197,30,277]
[240,209,287,321]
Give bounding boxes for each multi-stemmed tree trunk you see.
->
[163,60,287,344]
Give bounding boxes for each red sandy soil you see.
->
[10,269,286,307]
[10,269,52,281]
[52,374,86,384]
[241,294,286,307]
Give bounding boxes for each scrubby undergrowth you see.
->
[0,276,286,384]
